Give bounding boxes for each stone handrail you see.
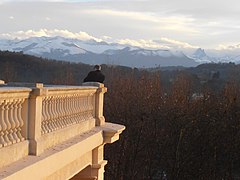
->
[0,82,107,168]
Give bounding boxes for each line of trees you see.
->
[2,51,240,179]
[104,69,240,180]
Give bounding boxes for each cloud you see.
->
[83,9,160,23]
[0,29,103,42]
[101,35,112,41]
[83,9,195,25]
[216,43,240,50]
[158,37,199,49]
[117,39,170,49]
[83,9,198,35]
[0,29,200,50]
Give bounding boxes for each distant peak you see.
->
[193,48,207,58]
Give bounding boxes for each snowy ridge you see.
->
[0,36,220,67]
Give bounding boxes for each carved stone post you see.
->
[95,85,107,126]
[91,145,107,180]
[28,83,47,155]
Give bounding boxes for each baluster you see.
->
[90,95,94,117]
[12,99,21,142]
[54,96,61,130]
[54,96,63,129]
[80,96,84,113]
[82,96,86,113]
[74,94,80,123]
[58,96,65,128]
[49,97,57,131]
[46,97,55,132]
[63,96,68,126]
[84,96,88,120]
[70,95,76,124]
[78,95,83,121]
[8,100,17,144]
[87,95,90,111]
[87,96,91,119]
[86,95,90,119]
[65,95,72,125]
[72,95,77,124]
[3,100,12,145]
[80,96,85,122]
[87,95,92,119]
[79,95,83,122]
[9,99,20,143]
[61,96,67,126]
[75,95,81,123]
[62,96,68,126]
[74,95,79,123]
[91,95,95,118]
[47,97,53,131]
[67,95,72,125]
[41,97,48,134]
[52,96,60,129]
[16,99,25,141]
[69,95,74,125]
[80,96,83,114]
[44,97,52,133]
[0,100,6,147]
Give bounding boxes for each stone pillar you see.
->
[28,83,47,155]
[95,86,107,126]
[91,145,107,180]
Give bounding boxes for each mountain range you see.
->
[0,36,239,68]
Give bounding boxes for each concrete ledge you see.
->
[39,118,96,153]
[0,141,29,168]
[0,122,125,180]
[101,122,126,144]
[0,128,104,180]
[82,82,104,88]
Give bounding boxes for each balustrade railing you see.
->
[0,99,26,147]
[0,82,107,168]
[41,90,95,134]
[0,87,30,149]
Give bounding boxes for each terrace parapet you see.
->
[0,82,125,180]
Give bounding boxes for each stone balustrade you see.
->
[41,89,95,134]
[0,82,107,168]
[0,81,125,180]
[0,88,30,148]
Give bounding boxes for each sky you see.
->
[0,0,240,51]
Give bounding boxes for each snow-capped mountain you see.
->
[102,47,198,67]
[189,48,214,63]
[189,48,240,64]
[0,36,198,67]
[0,36,125,55]
[192,48,207,59]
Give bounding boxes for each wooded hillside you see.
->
[2,51,240,179]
